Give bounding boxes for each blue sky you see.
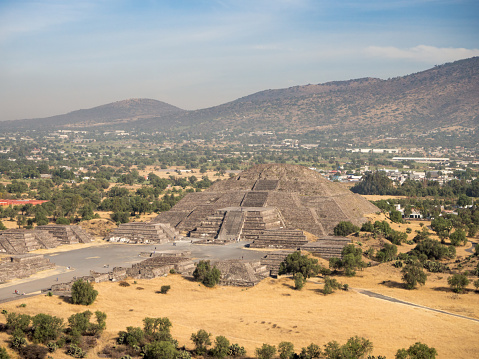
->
[0,0,478,121]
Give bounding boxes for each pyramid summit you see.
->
[153,164,377,239]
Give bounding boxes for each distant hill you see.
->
[0,98,185,130]
[1,57,478,137]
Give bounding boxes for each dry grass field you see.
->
[1,268,478,359]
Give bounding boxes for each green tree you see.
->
[278,251,320,279]
[71,279,98,305]
[457,194,472,207]
[340,336,373,358]
[211,336,230,359]
[255,344,276,359]
[323,336,372,359]
[278,342,295,359]
[191,329,211,355]
[401,262,427,290]
[447,273,470,293]
[395,342,437,359]
[350,171,394,195]
[193,260,221,288]
[449,229,467,246]
[333,221,359,236]
[329,244,365,276]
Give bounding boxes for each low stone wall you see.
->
[0,254,55,283]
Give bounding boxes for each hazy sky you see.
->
[1,0,478,121]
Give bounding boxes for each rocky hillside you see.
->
[2,57,478,137]
[144,57,477,137]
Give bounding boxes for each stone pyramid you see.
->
[153,164,377,238]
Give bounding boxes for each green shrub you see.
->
[323,277,342,295]
[71,279,98,305]
[4,313,31,334]
[360,222,374,232]
[376,243,398,262]
[228,343,247,357]
[0,347,10,359]
[143,341,178,359]
[117,327,145,347]
[56,217,70,225]
[423,261,448,273]
[67,344,86,358]
[19,344,48,359]
[10,334,27,350]
[386,230,408,245]
[46,342,58,353]
[176,350,192,359]
[160,285,171,294]
[119,281,130,287]
[31,313,63,345]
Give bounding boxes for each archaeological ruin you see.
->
[152,163,377,249]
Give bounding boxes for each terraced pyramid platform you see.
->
[153,164,377,241]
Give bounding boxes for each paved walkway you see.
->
[0,240,264,302]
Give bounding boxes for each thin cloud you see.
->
[365,45,479,62]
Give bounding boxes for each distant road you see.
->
[0,240,263,303]
[355,288,479,323]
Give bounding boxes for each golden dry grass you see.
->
[1,272,478,359]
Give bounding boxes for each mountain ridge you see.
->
[2,57,478,137]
